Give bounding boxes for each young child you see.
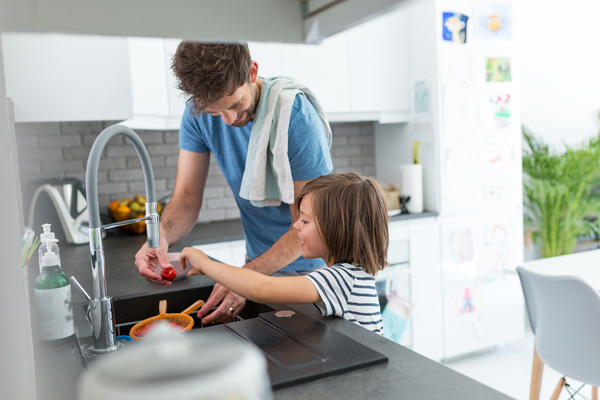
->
[179,172,389,334]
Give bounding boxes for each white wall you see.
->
[0,41,37,400]
[519,0,600,149]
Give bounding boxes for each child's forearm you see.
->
[199,259,272,303]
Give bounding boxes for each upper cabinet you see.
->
[346,8,410,120]
[0,0,406,44]
[1,33,133,123]
[124,37,186,130]
[249,6,411,124]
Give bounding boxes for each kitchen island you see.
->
[32,216,510,400]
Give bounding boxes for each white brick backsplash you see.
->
[351,155,375,166]
[361,145,374,155]
[147,143,179,156]
[349,135,374,146]
[64,147,93,160]
[129,178,167,193]
[166,155,179,166]
[22,148,63,162]
[98,182,128,193]
[39,134,82,148]
[16,122,60,135]
[203,186,225,198]
[362,166,376,176]
[152,168,175,179]
[98,159,126,170]
[332,156,351,167]
[15,120,375,224]
[106,146,138,158]
[207,197,237,209]
[164,131,179,143]
[60,121,104,135]
[126,156,166,169]
[82,133,99,146]
[16,135,38,149]
[18,162,41,178]
[332,136,348,146]
[136,132,164,144]
[41,160,84,174]
[197,208,226,223]
[110,169,144,181]
[332,146,362,156]
[226,208,241,220]
[332,123,361,136]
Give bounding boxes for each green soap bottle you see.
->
[34,224,74,340]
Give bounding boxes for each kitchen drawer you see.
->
[388,238,409,265]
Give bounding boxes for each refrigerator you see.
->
[435,0,524,360]
[375,0,524,360]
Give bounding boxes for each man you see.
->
[134,41,332,323]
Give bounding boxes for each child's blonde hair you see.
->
[295,173,389,275]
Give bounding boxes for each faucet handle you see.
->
[70,276,91,302]
[145,201,160,249]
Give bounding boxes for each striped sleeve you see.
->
[306,263,384,335]
[306,265,354,318]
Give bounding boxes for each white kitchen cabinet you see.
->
[376,217,442,358]
[280,32,351,114]
[124,6,412,127]
[248,42,284,79]
[1,32,133,123]
[250,6,411,123]
[346,8,410,118]
[124,37,187,130]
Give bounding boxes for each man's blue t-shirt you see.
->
[179,93,333,271]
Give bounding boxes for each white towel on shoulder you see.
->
[239,77,332,207]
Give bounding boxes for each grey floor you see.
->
[444,330,591,400]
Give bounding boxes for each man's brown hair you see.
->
[171,41,252,115]
[295,173,389,276]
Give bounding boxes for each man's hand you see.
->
[197,283,246,324]
[134,235,173,286]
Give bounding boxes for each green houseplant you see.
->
[522,127,600,258]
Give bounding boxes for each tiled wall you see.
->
[15,120,375,223]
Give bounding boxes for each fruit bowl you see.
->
[107,195,163,234]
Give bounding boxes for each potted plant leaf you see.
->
[522,127,600,258]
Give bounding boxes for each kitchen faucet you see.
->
[70,124,160,353]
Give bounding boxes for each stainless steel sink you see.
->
[74,284,388,391]
[111,286,275,336]
[73,285,274,364]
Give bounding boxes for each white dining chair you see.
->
[517,266,600,400]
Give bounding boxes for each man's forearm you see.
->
[159,197,202,248]
[243,228,302,275]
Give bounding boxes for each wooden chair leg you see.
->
[592,386,598,400]
[530,344,544,400]
[550,377,566,400]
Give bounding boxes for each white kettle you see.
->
[27,177,90,244]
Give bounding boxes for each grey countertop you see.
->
[32,215,511,400]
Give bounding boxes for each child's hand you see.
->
[179,247,211,277]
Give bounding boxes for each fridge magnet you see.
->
[474,3,512,40]
[479,247,510,276]
[451,228,474,265]
[485,57,511,82]
[490,93,511,126]
[442,12,469,43]
[486,224,509,245]
[414,81,430,113]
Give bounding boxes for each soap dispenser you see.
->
[34,223,74,340]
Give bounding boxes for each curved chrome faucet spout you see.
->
[74,124,160,353]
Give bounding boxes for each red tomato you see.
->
[161,267,177,281]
